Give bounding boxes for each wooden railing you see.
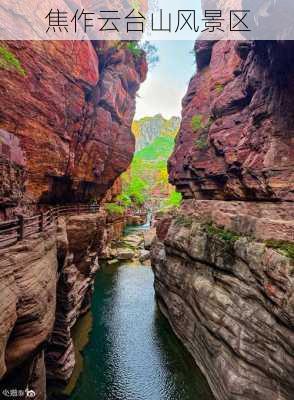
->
[126,209,148,216]
[0,204,100,250]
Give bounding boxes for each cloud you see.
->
[135,77,185,119]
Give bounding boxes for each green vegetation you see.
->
[265,240,294,260]
[163,191,182,208]
[126,41,159,68]
[191,114,213,150]
[130,0,141,11]
[105,203,125,215]
[119,116,180,210]
[204,223,241,244]
[126,42,142,58]
[195,135,208,150]
[0,46,26,76]
[119,175,148,207]
[191,114,204,131]
[136,135,175,160]
[115,193,132,208]
[215,82,224,94]
[202,225,294,260]
[175,214,192,228]
[121,135,175,208]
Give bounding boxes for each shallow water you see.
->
[70,226,214,400]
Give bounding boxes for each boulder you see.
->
[123,234,144,248]
[139,250,150,262]
[116,248,135,260]
[143,229,156,250]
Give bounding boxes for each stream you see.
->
[68,221,214,400]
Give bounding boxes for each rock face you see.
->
[105,211,126,242]
[0,210,114,396]
[133,114,180,151]
[169,41,294,201]
[152,39,294,400]
[0,40,146,205]
[103,232,145,263]
[0,130,26,220]
[45,213,106,385]
[126,213,147,226]
[0,229,58,400]
[151,201,294,400]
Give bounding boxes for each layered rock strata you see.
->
[0,131,26,220]
[0,40,146,205]
[152,39,294,400]
[45,213,106,385]
[0,228,58,400]
[151,200,294,400]
[0,210,113,397]
[169,41,294,201]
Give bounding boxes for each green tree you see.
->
[126,41,159,69]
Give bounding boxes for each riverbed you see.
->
[69,224,214,400]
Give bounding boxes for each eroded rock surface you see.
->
[153,38,294,400]
[0,211,113,396]
[169,41,294,201]
[151,201,294,400]
[0,40,146,205]
[0,131,26,220]
[45,213,106,385]
[0,229,58,399]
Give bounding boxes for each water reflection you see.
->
[70,260,214,400]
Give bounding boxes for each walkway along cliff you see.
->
[0,39,147,398]
[151,40,294,400]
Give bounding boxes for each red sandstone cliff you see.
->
[0,40,146,214]
[169,41,294,201]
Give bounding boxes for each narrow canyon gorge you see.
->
[0,23,293,400]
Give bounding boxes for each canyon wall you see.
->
[169,41,294,201]
[0,38,146,398]
[45,213,107,386]
[0,229,58,399]
[0,39,146,213]
[152,40,294,400]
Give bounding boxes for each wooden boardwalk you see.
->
[0,205,100,249]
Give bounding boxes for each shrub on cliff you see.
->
[215,82,224,94]
[126,41,159,68]
[0,46,26,76]
[105,203,125,216]
[126,42,142,58]
[195,136,208,150]
[204,223,241,253]
[191,114,204,131]
[265,240,294,260]
[163,190,182,208]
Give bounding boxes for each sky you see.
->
[135,41,196,120]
